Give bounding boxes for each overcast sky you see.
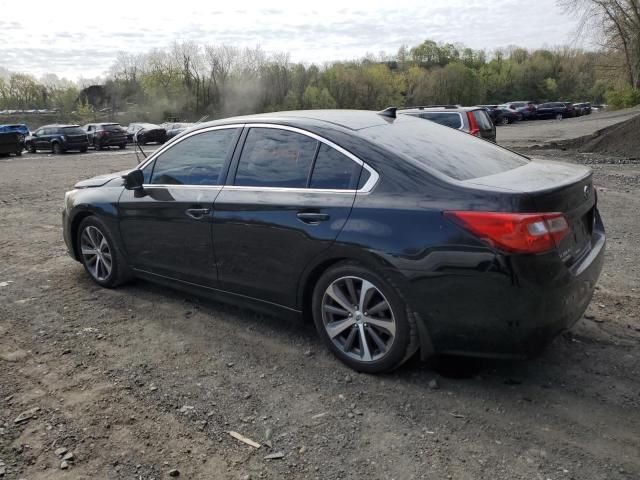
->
[0,0,583,81]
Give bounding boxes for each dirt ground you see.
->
[1,121,639,479]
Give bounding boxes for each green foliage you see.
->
[606,86,640,109]
[0,38,636,122]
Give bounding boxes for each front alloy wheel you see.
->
[76,216,130,288]
[80,225,113,281]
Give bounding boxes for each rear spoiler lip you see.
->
[462,160,592,195]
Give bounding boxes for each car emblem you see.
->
[583,185,591,199]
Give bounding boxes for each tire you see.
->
[118,144,126,150]
[52,142,64,154]
[77,216,131,288]
[95,140,103,150]
[500,116,509,126]
[15,150,22,157]
[80,146,88,153]
[312,261,418,373]
[555,113,563,120]
[28,143,36,153]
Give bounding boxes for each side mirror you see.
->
[123,169,144,191]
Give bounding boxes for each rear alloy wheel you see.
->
[500,116,509,126]
[52,143,63,154]
[313,263,417,373]
[77,217,130,288]
[555,113,563,120]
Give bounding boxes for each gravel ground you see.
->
[0,134,639,479]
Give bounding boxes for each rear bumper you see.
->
[403,214,606,359]
[97,137,127,146]
[62,141,89,150]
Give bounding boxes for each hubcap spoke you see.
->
[358,280,375,313]
[366,300,389,316]
[367,325,387,353]
[326,284,355,314]
[323,304,350,317]
[326,318,357,339]
[364,317,396,337]
[343,326,358,351]
[358,323,372,361]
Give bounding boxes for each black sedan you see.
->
[536,102,574,120]
[62,110,605,373]
[126,123,167,145]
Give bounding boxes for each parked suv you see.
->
[26,125,89,154]
[0,124,29,157]
[84,123,127,150]
[399,106,496,142]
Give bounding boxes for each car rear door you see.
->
[118,126,242,286]
[212,125,367,309]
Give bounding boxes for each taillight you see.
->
[467,112,480,137]
[443,211,570,254]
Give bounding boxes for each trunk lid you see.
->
[464,160,596,264]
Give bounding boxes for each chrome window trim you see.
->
[137,122,379,194]
[136,123,247,171]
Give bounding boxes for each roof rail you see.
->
[399,105,461,110]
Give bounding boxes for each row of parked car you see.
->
[0,121,194,156]
[479,101,595,124]
[0,101,598,157]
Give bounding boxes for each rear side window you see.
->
[63,127,85,135]
[360,116,528,181]
[472,110,493,130]
[418,112,463,129]
[235,128,317,188]
[309,144,360,190]
[149,128,238,185]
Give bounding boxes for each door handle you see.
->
[296,212,330,224]
[185,208,211,219]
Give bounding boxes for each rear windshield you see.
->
[101,124,123,131]
[360,116,528,181]
[472,110,493,130]
[63,127,86,135]
[417,112,463,129]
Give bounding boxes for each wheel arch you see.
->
[70,211,95,260]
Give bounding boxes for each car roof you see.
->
[39,124,80,128]
[398,106,480,113]
[191,110,395,132]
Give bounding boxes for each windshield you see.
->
[102,124,124,131]
[359,116,528,181]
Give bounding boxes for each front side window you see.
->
[235,128,317,188]
[149,128,238,185]
[309,143,360,190]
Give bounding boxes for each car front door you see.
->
[33,128,48,149]
[117,125,242,286]
[212,125,369,309]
